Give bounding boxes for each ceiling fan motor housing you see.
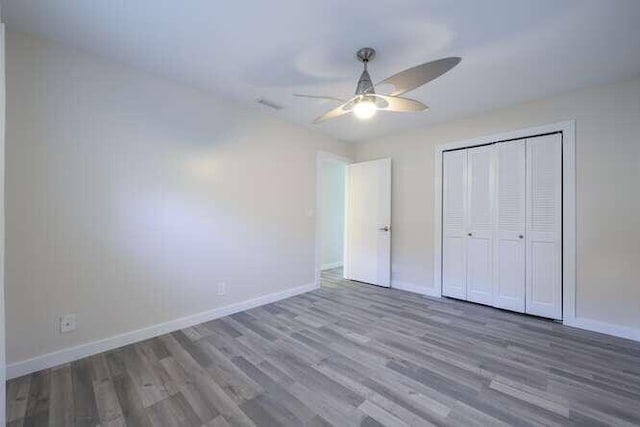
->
[356,69,375,95]
[355,48,376,95]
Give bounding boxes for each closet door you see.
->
[466,145,494,305]
[493,141,526,312]
[526,134,562,319]
[442,150,467,299]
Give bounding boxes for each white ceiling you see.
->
[2,0,640,142]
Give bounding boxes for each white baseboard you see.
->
[391,280,441,298]
[1,363,5,426]
[388,281,639,343]
[7,282,316,380]
[321,262,343,271]
[395,280,640,343]
[9,280,637,381]
[563,317,640,342]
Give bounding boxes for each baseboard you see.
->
[391,280,441,298]
[390,281,640,343]
[321,262,343,271]
[7,282,316,380]
[1,363,5,425]
[563,317,640,342]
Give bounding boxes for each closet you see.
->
[442,133,562,320]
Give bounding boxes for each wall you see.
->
[0,22,6,425]
[356,76,640,334]
[5,32,354,368]
[320,161,345,269]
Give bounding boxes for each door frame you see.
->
[433,121,576,322]
[315,151,352,288]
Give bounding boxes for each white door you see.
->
[344,158,391,287]
[526,134,562,319]
[442,150,467,299]
[466,145,494,305]
[493,140,526,312]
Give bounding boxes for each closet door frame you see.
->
[433,121,576,322]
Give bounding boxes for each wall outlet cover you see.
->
[60,314,76,333]
[217,282,226,296]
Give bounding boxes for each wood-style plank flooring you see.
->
[6,268,640,426]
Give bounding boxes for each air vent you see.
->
[256,97,284,110]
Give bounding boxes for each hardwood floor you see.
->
[6,268,640,426]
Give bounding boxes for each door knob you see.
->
[379,226,390,232]
[519,235,524,239]
[468,233,472,237]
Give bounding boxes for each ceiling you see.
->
[2,0,640,142]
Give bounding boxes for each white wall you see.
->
[0,22,6,426]
[5,32,354,367]
[320,161,345,269]
[356,76,640,334]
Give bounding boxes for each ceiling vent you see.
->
[256,97,284,110]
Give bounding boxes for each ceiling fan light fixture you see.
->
[353,99,377,120]
[302,47,459,124]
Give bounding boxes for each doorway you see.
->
[316,152,349,286]
[315,152,393,289]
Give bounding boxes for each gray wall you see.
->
[356,76,640,332]
[5,32,353,364]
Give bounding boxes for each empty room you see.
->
[1,0,640,426]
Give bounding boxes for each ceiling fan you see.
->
[295,48,460,124]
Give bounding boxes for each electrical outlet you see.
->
[217,282,226,296]
[60,314,76,333]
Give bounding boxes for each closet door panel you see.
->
[442,150,467,299]
[443,237,466,298]
[493,141,526,312]
[466,145,494,305]
[467,238,492,303]
[526,134,562,319]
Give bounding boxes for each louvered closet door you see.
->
[493,141,526,312]
[466,145,494,305]
[442,150,467,299]
[526,134,562,319]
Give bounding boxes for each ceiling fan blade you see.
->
[374,94,429,112]
[313,97,357,124]
[377,57,461,96]
[294,94,346,103]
